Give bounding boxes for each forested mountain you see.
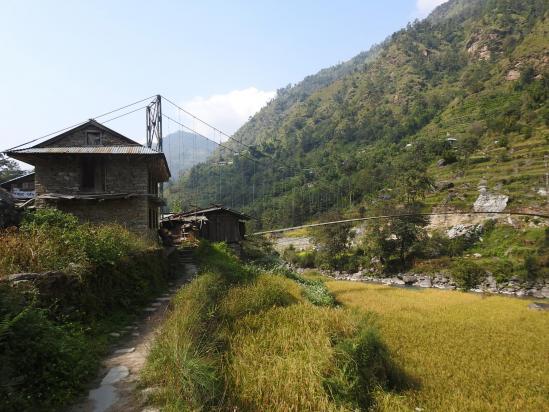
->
[168,0,549,230]
[162,130,216,180]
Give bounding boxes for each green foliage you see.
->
[0,286,97,412]
[367,205,429,269]
[0,209,171,410]
[0,154,24,183]
[276,265,335,306]
[194,241,255,283]
[0,209,149,276]
[282,245,317,269]
[325,318,412,410]
[452,259,485,290]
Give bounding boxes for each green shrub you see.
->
[452,260,485,290]
[20,208,79,231]
[1,209,149,277]
[492,259,515,284]
[276,266,335,306]
[194,241,254,284]
[0,289,97,411]
[324,317,410,410]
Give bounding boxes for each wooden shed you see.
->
[162,206,251,245]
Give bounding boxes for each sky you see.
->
[0,0,447,160]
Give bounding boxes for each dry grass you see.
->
[327,281,549,412]
[143,243,406,411]
[225,304,358,411]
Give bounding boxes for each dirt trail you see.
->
[69,263,197,412]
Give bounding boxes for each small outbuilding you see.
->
[161,206,251,245]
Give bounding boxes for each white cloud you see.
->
[415,0,448,18]
[179,87,275,142]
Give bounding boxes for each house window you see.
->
[86,130,102,145]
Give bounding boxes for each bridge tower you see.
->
[146,95,164,197]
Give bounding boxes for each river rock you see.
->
[528,289,544,299]
[418,278,432,288]
[528,302,549,311]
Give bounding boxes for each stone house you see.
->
[6,120,170,237]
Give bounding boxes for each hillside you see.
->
[168,0,549,229]
[162,130,216,180]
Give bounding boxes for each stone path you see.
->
[69,263,198,412]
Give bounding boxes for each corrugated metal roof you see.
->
[9,146,161,155]
[177,206,252,220]
[0,172,35,186]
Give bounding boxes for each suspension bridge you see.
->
[4,94,549,236]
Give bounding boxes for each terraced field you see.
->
[327,280,549,412]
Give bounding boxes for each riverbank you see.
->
[298,268,549,299]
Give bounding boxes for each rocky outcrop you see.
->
[0,188,20,228]
[473,188,508,213]
[447,223,483,239]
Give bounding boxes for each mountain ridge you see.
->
[168,0,549,230]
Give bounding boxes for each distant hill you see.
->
[162,130,216,180]
[169,0,549,228]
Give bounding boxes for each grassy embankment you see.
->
[0,209,171,411]
[326,279,549,412]
[141,242,411,411]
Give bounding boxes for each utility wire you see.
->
[4,95,156,152]
[251,210,549,235]
[161,95,253,150]
[161,113,259,163]
[102,106,147,124]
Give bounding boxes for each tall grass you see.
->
[0,209,149,277]
[328,281,549,411]
[142,242,406,411]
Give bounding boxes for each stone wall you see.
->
[54,196,150,235]
[34,155,158,238]
[34,155,149,196]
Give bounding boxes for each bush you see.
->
[452,260,485,290]
[0,209,149,277]
[276,266,335,306]
[326,319,410,410]
[194,241,254,284]
[492,259,514,284]
[0,288,97,411]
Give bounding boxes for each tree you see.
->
[369,203,429,269]
[459,134,480,165]
[0,154,23,182]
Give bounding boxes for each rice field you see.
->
[326,281,549,412]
